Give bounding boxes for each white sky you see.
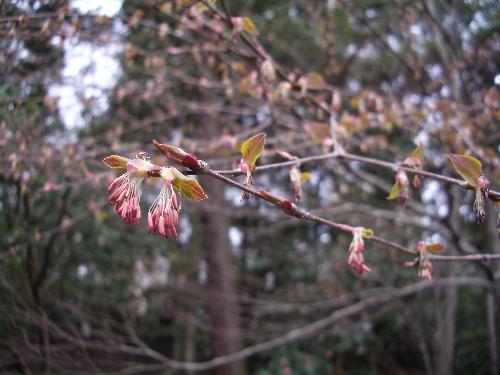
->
[72,0,122,17]
[49,0,123,129]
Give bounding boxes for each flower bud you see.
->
[260,59,276,83]
[347,227,371,275]
[153,140,200,170]
[103,155,129,170]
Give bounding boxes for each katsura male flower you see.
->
[405,241,444,281]
[388,170,409,206]
[447,154,490,223]
[416,241,433,281]
[474,175,490,223]
[347,227,372,275]
[148,167,180,239]
[148,166,207,240]
[104,154,152,225]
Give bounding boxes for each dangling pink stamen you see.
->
[107,158,150,225]
[148,167,181,240]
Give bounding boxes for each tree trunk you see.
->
[196,81,246,373]
[201,177,246,375]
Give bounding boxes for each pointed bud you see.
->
[153,140,200,170]
[280,199,303,218]
[259,190,287,205]
[103,155,129,170]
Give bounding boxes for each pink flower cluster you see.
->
[104,147,207,240]
[107,159,182,239]
[347,228,372,275]
[147,168,180,239]
[417,241,433,281]
[108,158,151,224]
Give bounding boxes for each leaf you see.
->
[426,243,445,253]
[171,168,207,201]
[103,155,128,171]
[304,72,326,90]
[387,181,403,200]
[410,144,424,161]
[300,172,311,185]
[290,167,309,202]
[362,228,374,238]
[242,17,258,35]
[447,154,483,187]
[241,133,266,171]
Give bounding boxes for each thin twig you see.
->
[203,151,500,200]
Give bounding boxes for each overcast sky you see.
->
[49,0,123,129]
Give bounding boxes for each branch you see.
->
[116,277,492,373]
[194,162,500,261]
[202,151,500,200]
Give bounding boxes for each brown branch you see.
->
[202,151,500,200]
[116,277,492,374]
[195,163,500,261]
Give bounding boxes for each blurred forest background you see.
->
[1,0,499,374]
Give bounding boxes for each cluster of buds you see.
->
[406,241,433,280]
[103,142,207,239]
[395,170,410,206]
[405,241,444,281]
[402,146,424,189]
[388,145,425,206]
[347,227,372,276]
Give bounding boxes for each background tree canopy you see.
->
[1,0,499,374]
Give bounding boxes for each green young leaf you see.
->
[410,144,424,161]
[241,133,266,171]
[362,228,374,238]
[387,181,403,200]
[425,243,445,253]
[171,168,207,201]
[300,172,311,185]
[447,154,483,187]
[242,17,258,34]
[103,155,129,171]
